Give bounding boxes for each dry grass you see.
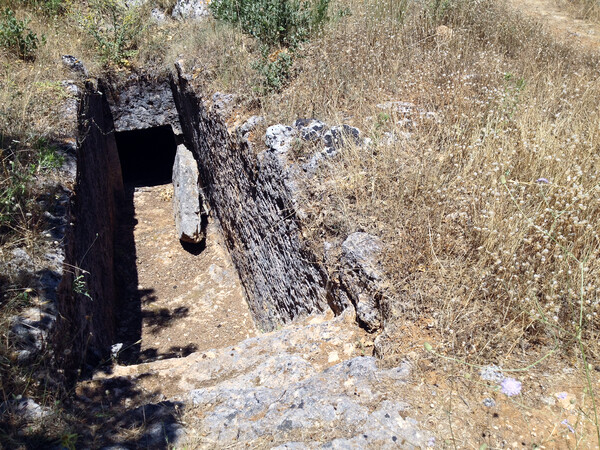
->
[136,17,258,92]
[558,0,600,23]
[1,0,597,386]
[2,0,600,444]
[262,0,600,368]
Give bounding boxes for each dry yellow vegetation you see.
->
[2,0,600,445]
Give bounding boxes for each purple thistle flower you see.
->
[536,177,550,184]
[561,419,575,433]
[500,377,522,396]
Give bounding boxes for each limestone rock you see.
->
[323,124,362,152]
[0,398,50,421]
[61,55,88,76]
[10,298,58,364]
[376,101,416,115]
[172,0,210,20]
[100,76,182,134]
[211,92,236,117]
[376,100,440,124]
[340,232,384,331]
[6,248,35,283]
[150,8,166,22]
[237,115,265,139]
[300,121,363,173]
[264,119,364,174]
[265,124,297,154]
[172,144,204,244]
[60,81,81,133]
[187,358,422,447]
[294,118,327,141]
[94,314,431,448]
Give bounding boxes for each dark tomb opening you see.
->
[115,125,177,186]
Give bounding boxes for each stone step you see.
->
[79,311,432,448]
[93,310,361,398]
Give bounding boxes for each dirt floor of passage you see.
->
[131,183,257,362]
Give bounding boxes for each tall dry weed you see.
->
[276,0,600,364]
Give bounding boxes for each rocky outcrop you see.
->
[172,144,206,243]
[172,0,210,20]
[61,55,88,77]
[265,118,365,174]
[90,313,432,448]
[56,81,125,379]
[100,75,182,134]
[338,233,385,331]
[171,63,341,331]
[5,180,73,365]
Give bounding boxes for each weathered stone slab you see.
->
[100,75,182,134]
[339,232,385,331]
[56,82,125,380]
[172,144,204,243]
[171,63,332,330]
[98,314,431,448]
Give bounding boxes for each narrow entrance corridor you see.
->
[113,125,257,364]
[131,184,257,362]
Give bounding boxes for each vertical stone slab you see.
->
[172,144,205,243]
[339,233,384,332]
[56,82,124,380]
[170,64,332,331]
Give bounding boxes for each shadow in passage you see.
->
[114,184,143,365]
[143,306,191,334]
[180,239,206,256]
[139,343,199,363]
[115,125,177,188]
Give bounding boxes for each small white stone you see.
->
[343,343,355,355]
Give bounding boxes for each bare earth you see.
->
[507,0,600,49]
[132,184,257,361]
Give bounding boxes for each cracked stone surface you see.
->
[87,312,431,448]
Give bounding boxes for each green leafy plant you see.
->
[210,0,330,48]
[501,72,526,120]
[427,0,451,25]
[0,137,63,227]
[73,273,91,300]
[59,432,78,450]
[35,138,64,172]
[375,112,390,130]
[25,0,68,16]
[210,0,331,90]
[252,47,294,92]
[0,8,43,60]
[81,0,144,67]
[0,159,29,227]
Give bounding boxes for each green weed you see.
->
[0,137,63,228]
[210,0,331,90]
[210,0,330,48]
[0,8,43,60]
[81,0,144,67]
[252,47,294,92]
